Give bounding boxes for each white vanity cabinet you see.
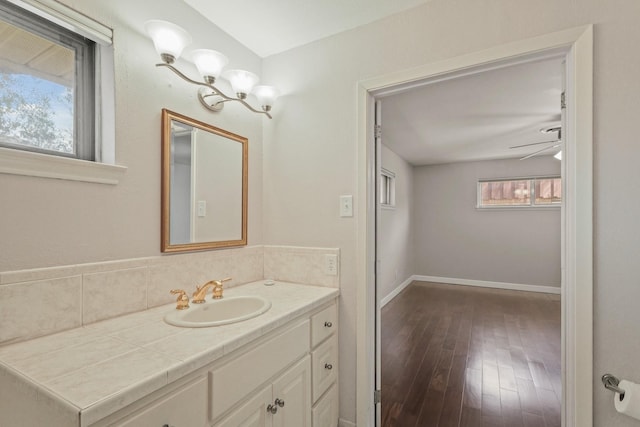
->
[88,300,337,427]
[0,283,339,427]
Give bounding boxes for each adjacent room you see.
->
[377,56,563,426]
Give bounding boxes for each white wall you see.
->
[261,1,640,425]
[378,144,414,303]
[412,157,561,287]
[0,0,263,271]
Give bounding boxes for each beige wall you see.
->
[0,0,264,271]
[378,144,414,303]
[412,157,561,287]
[261,0,640,424]
[2,0,640,425]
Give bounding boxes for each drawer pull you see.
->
[275,398,285,407]
[324,321,333,328]
[267,404,278,414]
[325,363,333,370]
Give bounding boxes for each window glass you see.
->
[478,177,561,208]
[479,179,531,207]
[534,177,562,205]
[0,2,94,160]
[380,168,396,207]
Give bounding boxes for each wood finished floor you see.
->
[381,281,561,427]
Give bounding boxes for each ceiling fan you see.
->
[510,126,562,160]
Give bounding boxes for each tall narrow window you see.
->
[380,168,396,208]
[0,1,95,160]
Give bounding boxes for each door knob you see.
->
[275,398,285,407]
[267,404,278,414]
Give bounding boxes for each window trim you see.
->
[477,175,562,209]
[0,0,124,184]
[380,167,396,209]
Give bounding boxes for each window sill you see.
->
[0,147,127,185]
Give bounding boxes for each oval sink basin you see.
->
[165,296,271,328]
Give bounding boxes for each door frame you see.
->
[356,25,593,426]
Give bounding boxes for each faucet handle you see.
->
[212,277,232,299]
[170,289,190,310]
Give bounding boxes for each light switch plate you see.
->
[197,200,206,217]
[340,195,353,217]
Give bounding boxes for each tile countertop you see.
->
[0,280,339,426]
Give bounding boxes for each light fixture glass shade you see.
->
[223,69,259,99]
[554,151,562,160]
[192,49,228,83]
[144,20,192,63]
[253,85,280,111]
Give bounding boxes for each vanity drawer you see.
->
[311,334,338,403]
[312,383,338,427]
[116,377,208,427]
[311,304,337,347]
[210,320,310,420]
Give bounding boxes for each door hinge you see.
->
[375,124,382,139]
[374,389,381,405]
[561,91,566,110]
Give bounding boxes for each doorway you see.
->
[376,54,564,426]
[355,26,593,427]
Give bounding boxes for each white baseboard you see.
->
[380,276,414,307]
[338,418,356,427]
[412,275,561,294]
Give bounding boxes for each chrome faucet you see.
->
[192,277,232,303]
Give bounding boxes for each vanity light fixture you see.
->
[145,20,278,118]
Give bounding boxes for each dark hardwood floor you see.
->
[381,281,561,427]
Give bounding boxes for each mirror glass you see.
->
[161,109,247,252]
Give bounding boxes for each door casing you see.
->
[356,25,593,427]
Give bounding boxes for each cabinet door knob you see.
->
[324,321,333,328]
[267,404,278,414]
[325,363,333,370]
[275,398,285,407]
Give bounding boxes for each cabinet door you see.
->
[312,384,338,427]
[213,385,272,427]
[116,377,208,427]
[272,356,311,427]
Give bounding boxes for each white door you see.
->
[374,100,383,426]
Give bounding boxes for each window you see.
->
[477,176,561,208]
[380,168,396,208]
[0,1,96,160]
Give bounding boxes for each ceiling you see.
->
[182,1,562,166]
[380,56,563,166]
[183,0,432,58]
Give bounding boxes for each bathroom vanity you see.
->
[0,281,339,427]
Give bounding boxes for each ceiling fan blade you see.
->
[510,139,561,149]
[519,143,561,161]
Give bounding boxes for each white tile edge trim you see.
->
[412,275,561,295]
[0,147,127,185]
[380,276,414,307]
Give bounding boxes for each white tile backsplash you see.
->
[264,246,340,288]
[0,245,339,345]
[83,267,148,324]
[0,276,82,344]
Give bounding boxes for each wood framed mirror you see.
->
[161,109,248,253]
